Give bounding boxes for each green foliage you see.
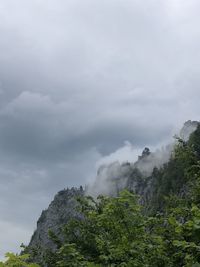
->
[42,126,200,266]
[0,253,39,267]
[47,191,167,266]
[7,124,200,266]
[147,133,198,214]
[188,125,200,159]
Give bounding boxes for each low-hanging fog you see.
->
[86,121,199,197]
[0,0,200,259]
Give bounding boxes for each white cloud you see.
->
[0,0,199,258]
[96,141,141,168]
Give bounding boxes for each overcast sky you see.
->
[0,0,200,258]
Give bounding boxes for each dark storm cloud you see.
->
[0,0,200,258]
[0,90,173,164]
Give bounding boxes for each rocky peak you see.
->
[180,120,199,141]
[28,187,84,259]
[27,120,200,264]
[138,147,151,160]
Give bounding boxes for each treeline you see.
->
[2,125,200,267]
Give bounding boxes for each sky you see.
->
[0,0,200,258]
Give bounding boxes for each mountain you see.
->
[27,187,84,263]
[27,120,200,265]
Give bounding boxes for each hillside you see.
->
[22,120,200,266]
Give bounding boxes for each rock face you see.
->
[28,187,84,260]
[180,120,199,141]
[88,161,149,197]
[86,120,199,198]
[28,120,200,264]
[28,160,153,262]
[86,146,171,198]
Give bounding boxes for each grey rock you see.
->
[28,187,84,262]
[28,120,200,264]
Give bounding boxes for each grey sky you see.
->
[0,0,200,258]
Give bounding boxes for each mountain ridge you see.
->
[27,120,200,265]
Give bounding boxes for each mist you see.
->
[0,0,200,258]
[87,121,199,197]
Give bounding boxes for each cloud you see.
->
[0,0,199,258]
[0,220,31,261]
[96,141,141,167]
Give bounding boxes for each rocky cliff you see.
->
[28,187,84,263]
[27,120,199,264]
[28,149,159,262]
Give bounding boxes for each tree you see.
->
[48,191,168,267]
[0,253,39,267]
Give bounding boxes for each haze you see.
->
[0,0,200,258]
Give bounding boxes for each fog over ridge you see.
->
[0,0,200,259]
[87,120,199,197]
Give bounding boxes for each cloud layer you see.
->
[0,0,200,258]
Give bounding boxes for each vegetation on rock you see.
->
[0,253,39,267]
[4,123,200,267]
